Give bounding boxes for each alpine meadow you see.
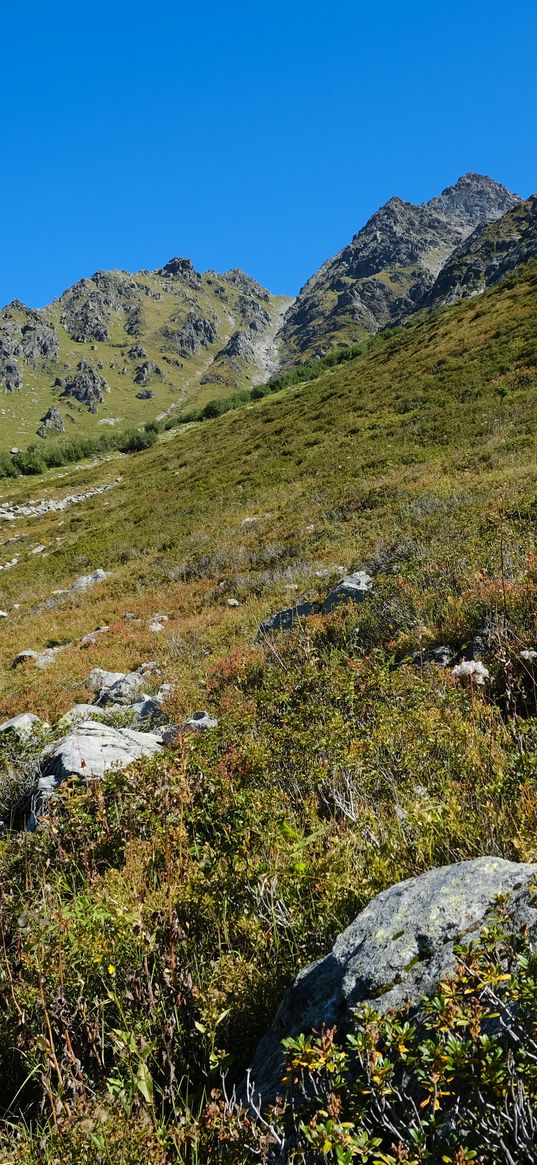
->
[2,161,537,1165]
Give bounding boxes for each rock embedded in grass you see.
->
[0,713,48,739]
[38,720,164,788]
[70,568,109,592]
[185,711,218,731]
[250,857,537,1099]
[88,667,145,705]
[260,570,374,634]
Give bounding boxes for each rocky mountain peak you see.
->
[157,256,200,282]
[280,172,523,363]
[426,172,521,235]
[426,192,537,308]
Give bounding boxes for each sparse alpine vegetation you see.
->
[2,196,537,1161]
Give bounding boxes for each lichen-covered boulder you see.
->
[249,857,537,1099]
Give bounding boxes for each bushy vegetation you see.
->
[203,904,537,1163]
[1,263,537,1159]
[172,337,378,427]
[0,424,159,479]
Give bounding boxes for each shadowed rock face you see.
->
[0,357,22,391]
[280,175,521,361]
[426,194,537,308]
[249,857,537,1099]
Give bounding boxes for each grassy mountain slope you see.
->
[0,262,291,452]
[1,261,537,1160]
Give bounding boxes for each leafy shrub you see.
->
[193,904,537,1163]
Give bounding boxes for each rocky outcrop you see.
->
[18,319,59,359]
[157,257,202,288]
[62,361,110,412]
[250,857,537,1098]
[0,357,22,391]
[260,570,373,634]
[70,568,109,591]
[280,174,521,361]
[218,331,255,361]
[134,360,161,385]
[63,301,109,342]
[162,311,218,358]
[0,310,59,384]
[38,720,163,787]
[426,193,537,308]
[37,406,64,438]
[12,646,67,669]
[88,666,145,706]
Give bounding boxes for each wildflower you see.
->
[451,660,490,686]
[108,964,116,976]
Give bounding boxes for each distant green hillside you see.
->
[0,259,291,452]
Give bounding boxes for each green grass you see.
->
[0,275,290,453]
[0,260,537,1159]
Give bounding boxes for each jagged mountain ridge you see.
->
[279,173,521,362]
[0,173,530,451]
[0,259,291,447]
[425,193,537,308]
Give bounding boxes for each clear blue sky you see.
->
[2,0,535,307]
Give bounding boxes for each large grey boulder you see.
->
[39,719,163,786]
[249,857,537,1099]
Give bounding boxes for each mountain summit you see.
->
[0,173,527,453]
[279,174,521,362]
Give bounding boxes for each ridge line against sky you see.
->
[1,0,536,308]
